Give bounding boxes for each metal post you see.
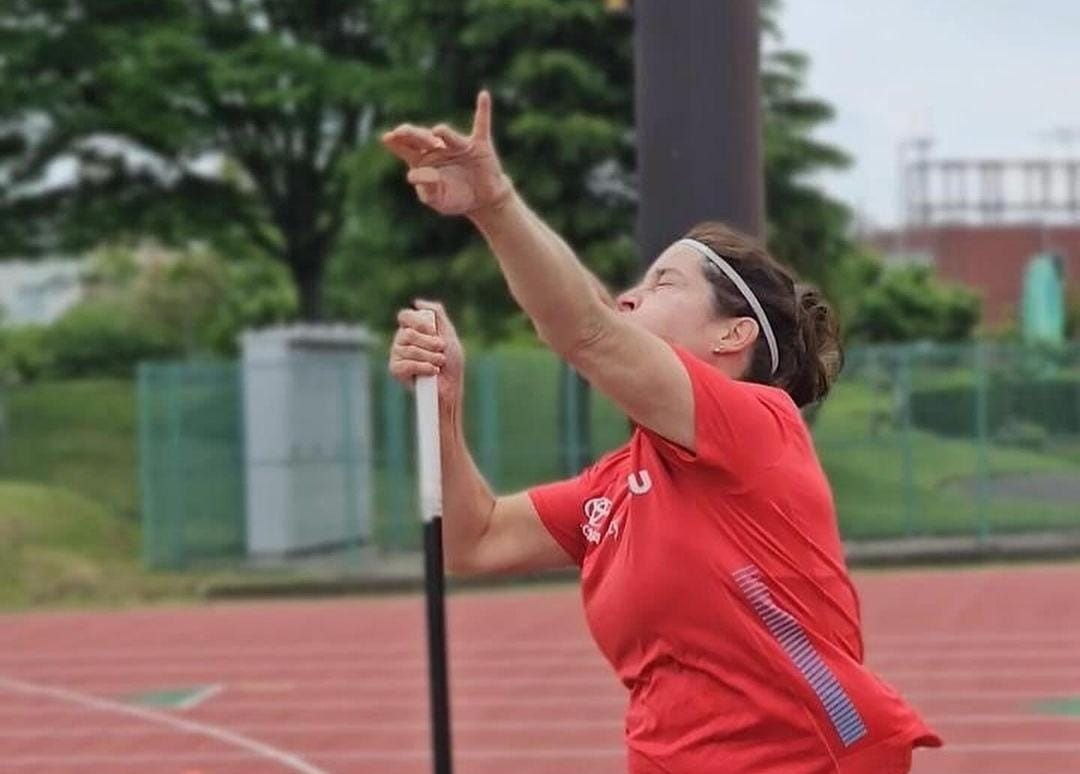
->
[898,346,918,537]
[974,343,991,539]
[136,364,157,567]
[339,360,362,567]
[560,362,590,476]
[381,367,409,550]
[165,366,186,568]
[634,0,764,262]
[476,355,500,488]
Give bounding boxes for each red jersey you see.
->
[529,345,941,774]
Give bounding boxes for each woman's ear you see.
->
[712,317,759,356]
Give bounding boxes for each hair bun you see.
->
[792,284,843,406]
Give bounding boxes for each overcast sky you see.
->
[778,0,1080,227]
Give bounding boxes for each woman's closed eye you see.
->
[651,268,682,289]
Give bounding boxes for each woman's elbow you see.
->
[542,307,613,363]
[444,551,481,578]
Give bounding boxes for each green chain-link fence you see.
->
[139,342,1080,569]
[138,363,246,568]
[817,342,1080,540]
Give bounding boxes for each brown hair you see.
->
[685,221,843,407]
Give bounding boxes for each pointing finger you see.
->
[471,90,492,141]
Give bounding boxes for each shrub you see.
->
[42,301,180,378]
[910,375,1080,438]
[0,326,53,383]
[850,266,981,343]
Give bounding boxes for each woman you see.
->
[384,92,941,774]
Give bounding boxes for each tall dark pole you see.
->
[633,0,764,264]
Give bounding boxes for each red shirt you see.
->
[529,345,942,774]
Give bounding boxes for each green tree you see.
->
[337,1,861,336]
[128,246,297,356]
[0,0,401,319]
[328,0,636,340]
[850,265,981,343]
[760,0,864,303]
[2,0,864,336]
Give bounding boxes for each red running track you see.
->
[0,564,1078,774]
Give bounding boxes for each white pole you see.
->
[415,309,443,525]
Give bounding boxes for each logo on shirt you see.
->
[584,496,612,525]
[627,469,652,495]
[580,468,653,548]
[582,496,618,546]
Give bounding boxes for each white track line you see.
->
[8,651,1080,680]
[871,633,1080,643]
[0,675,624,691]
[2,741,1080,767]
[0,749,626,766]
[0,713,1072,740]
[5,670,1075,696]
[0,718,624,738]
[175,683,223,710]
[0,689,1069,718]
[0,642,597,662]
[0,633,1073,663]
[940,743,1080,752]
[0,695,625,715]
[1,659,607,678]
[0,676,328,774]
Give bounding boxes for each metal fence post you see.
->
[166,366,186,568]
[899,346,917,537]
[136,364,156,567]
[381,368,409,551]
[477,355,500,489]
[559,363,591,476]
[974,342,991,539]
[233,361,248,553]
[339,360,362,567]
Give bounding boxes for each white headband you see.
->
[678,238,779,375]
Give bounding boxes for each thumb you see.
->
[413,299,454,336]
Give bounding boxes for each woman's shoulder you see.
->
[583,442,633,481]
[673,343,801,419]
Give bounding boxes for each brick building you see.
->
[869,152,1079,325]
[871,224,1080,324]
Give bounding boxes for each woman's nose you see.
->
[617,290,639,312]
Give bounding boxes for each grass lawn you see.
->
[0,480,144,607]
[1,380,139,520]
[815,381,1080,539]
[0,380,206,607]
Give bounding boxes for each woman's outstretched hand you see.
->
[382,90,513,218]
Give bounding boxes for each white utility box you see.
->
[241,325,377,557]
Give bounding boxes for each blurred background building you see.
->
[869,145,1080,326]
[0,259,84,326]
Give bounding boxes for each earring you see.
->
[712,347,722,354]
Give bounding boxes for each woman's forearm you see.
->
[469,190,613,355]
[438,398,497,575]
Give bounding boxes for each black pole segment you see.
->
[633,0,764,265]
[423,517,453,774]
